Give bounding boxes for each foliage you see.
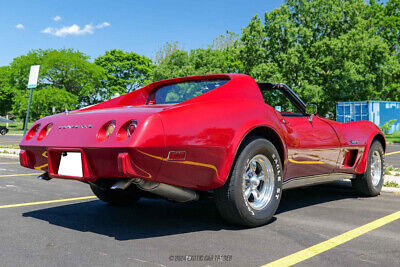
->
[151,32,242,81]
[0,66,13,115]
[380,119,398,134]
[12,87,78,120]
[240,0,400,115]
[8,49,104,107]
[95,49,154,99]
[1,0,400,120]
[154,41,181,64]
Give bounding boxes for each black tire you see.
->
[0,129,6,135]
[90,180,142,205]
[351,141,384,197]
[215,136,283,227]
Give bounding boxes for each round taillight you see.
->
[26,124,41,140]
[97,120,116,142]
[106,122,116,137]
[127,120,137,137]
[46,123,53,135]
[37,123,53,141]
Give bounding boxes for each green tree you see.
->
[240,0,400,115]
[12,87,78,120]
[8,49,105,107]
[95,49,154,100]
[0,66,14,116]
[151,33,242,81]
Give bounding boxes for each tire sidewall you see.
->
[365,141,384,194]
[232,138,282,225]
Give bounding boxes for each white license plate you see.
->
[58,152,83,177]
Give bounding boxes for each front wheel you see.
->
[0,129,6,135]
[352,141,384,197]
[215,137,283,227]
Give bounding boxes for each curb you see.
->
[382,186,400,193]
[0,153,19,159]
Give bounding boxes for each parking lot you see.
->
[0,138,399,266]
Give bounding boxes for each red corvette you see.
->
[20,74,385,227]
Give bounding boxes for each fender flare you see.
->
[220,123,287,185]
[355,133,386,174]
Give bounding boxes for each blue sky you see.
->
[0,0,284,66]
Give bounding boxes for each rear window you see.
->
[147,79,229,105]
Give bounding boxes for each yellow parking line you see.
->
[0,196,97,209]
[0,162,19,165]
[0,173,41,177]
[262,210,400,267]
[385,151,400,156]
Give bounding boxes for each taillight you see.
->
[37,123,53,140]
[26,124,41,140]
[106,121,116,137]
[117,120,138,141]
[126,120,137,137]
[97,120,116,142]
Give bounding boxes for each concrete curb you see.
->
[0,148,20,159]
[382,186,400,193]
[0,153,19,159]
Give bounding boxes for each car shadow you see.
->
[23,182,358,240]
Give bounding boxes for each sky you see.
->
[0,0,284,66]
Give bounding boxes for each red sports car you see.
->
[20,74,385,227]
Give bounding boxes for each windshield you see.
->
[147,79,229,105]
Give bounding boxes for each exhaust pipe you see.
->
[131,179,198,202]
[37,172,52,181]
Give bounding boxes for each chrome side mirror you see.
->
[306,104,317,122]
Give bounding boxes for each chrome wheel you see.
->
[243,154,275,210]
[370,151,382,187]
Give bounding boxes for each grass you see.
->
[0,144,20,150]
[385,132,400,143]
[383,181,400,188]
[1,121,33,135]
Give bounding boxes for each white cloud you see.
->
[16,24,24,30]
[53,16,62,21]
[41,22,110,37]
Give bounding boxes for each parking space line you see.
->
[0,173,41,177]
[262,211,400,267]
[0,196,97,209]
[0,162,19,164]
[385,150,400,156]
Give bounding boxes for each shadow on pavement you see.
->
[277,182,357,214]
[23,183,358,240]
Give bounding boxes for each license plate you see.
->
[58,152,83,177]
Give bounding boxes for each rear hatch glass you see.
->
[147,79,229,105]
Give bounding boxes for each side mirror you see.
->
[306,104,317,122]
[306,104,318,115]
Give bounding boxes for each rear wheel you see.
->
[352,141,384,197]
[0,129,6,135]
[215,137,282,227]
[90,180,142,205]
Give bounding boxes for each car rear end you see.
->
[19,106,166,183]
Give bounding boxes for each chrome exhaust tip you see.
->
[132,179,199,202]
[37,172,52,181]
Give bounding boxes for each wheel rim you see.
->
[370,151,382,187]
[243,154,275,210]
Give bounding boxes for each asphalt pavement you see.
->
[0,134,22,145]
[0,157,399,266]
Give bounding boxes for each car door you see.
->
[281,115,341,179]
